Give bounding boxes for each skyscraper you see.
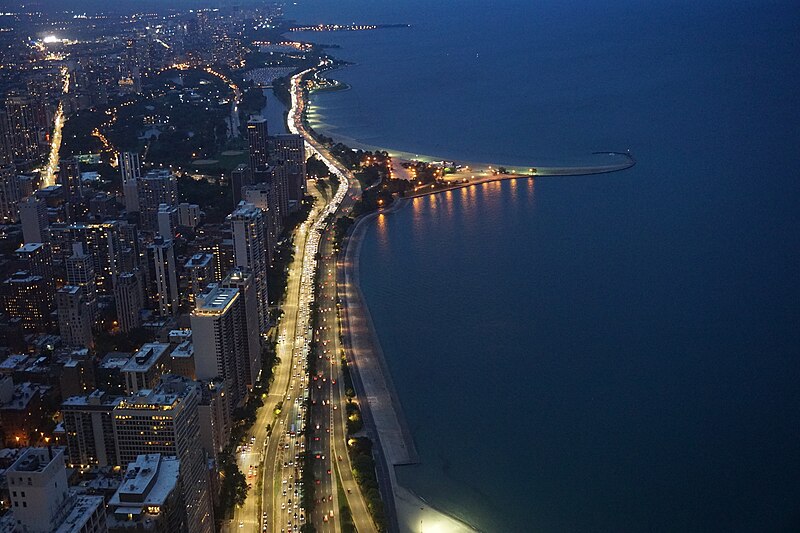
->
[112,375,214,533]
[252,164,287,235]
[66,242,98,318]
[113,271,143,332]
[62,389,121,468]
[118,152,141,213]
[220,268,262,388]
[58,157,82,219]
[157,203,179,240]
[273,133,307,209]
[137,170,178,232]
[147,237,180,317]
[230,163,251,206]
[57,222,122,294]
[56,285,94,348]
[4,95,45,165]
[241,183,278,264]
[0,109,14,166]
[190,286,247,410]
[228,201,269,335]
[107,454,187,532]
[247,115,269,170]
[184,253,216,304]
[15,242,53,288]
[19,195,48,243]
[1,271,51,332]
[0,164,20,224]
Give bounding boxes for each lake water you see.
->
[289,1,800,531]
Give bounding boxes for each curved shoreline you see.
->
[298,60,630,532]
[339,199,479,532]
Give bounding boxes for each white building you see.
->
[220,268,262,389]
[112,376,213,533]
[228,201,269,336]
[5,447,107,533]
[190,286,247,410]
[107,454,187,532]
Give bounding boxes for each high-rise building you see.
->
[220,268,262,389]
[230,163,251,206]
[157,203,179,239]
[58,157,82,218]
[49,222,122,294]
[184,253,216,304]
[5,447,108,533]
[107,454,187,533]
[114,271,143,332]
[241,183,278,264]
[253,164,288,227]
[228,201,269,335]
[56,286,94,348]
[14,242,53,287]
[137,170,177,232]
[117,220,141,273]
[247,116,269,170]
[252,165,289,235]
[211,238,235,281]
[1,271,51,332]
[66,243,98,318]
[112,375,214,533]
[19,195,48,243]
[190,286,247,410]
[197,379,229,464]
[273,133,307,208]
[177,202,201,228]
[62,389,121,468]
[118,152,141,213]
[4,95,45,165]
[0,109,14,166]
[0,164,20,223]
[147,237,180,317]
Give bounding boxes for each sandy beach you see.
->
[340,201,478,533]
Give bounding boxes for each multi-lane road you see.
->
[232,62,375,533]
[289,65,378,533]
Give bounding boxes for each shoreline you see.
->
[299,58,631,531]
[339,198,479,533]
[304,100,636,180]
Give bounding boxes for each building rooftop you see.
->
[168,329,192,343]
[58,285,81,295]
[184,253,213,268]
[100,352,132,369]
[171,340,193,359]
[8,446,63,473]
[0,354,29,372]
[15,242,46,254]
[193,286,238,314]
[63,389,121,409]
[53,494,105,533]
[122,343,170,374]
[0,382,42,411]
[116,376,195,411]
[110,454,179,509]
